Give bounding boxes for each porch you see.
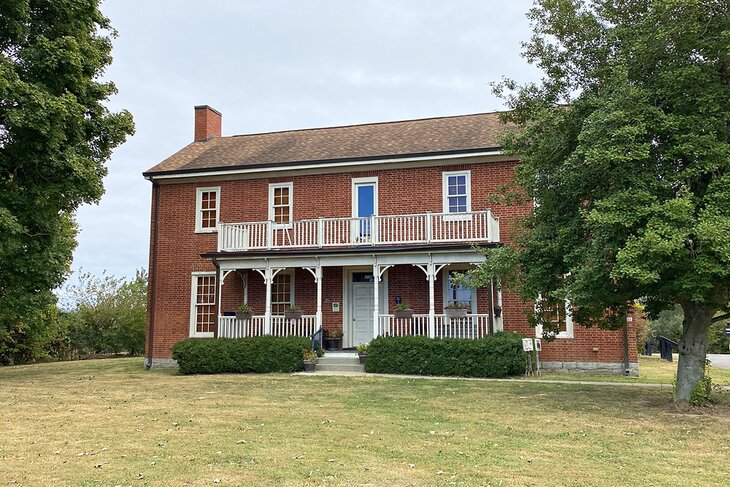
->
[217,210,500,252]
[217,313,494,340]
[205,248,503,344]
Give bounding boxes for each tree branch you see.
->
[711,313,730,324]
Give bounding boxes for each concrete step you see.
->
[317,356,361,366]
[316,363,365,373]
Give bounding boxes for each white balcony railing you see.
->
[218,315,318,338]
[217,210,499,252]
[378,314,492,339]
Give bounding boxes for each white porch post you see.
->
[304,265,324,333]
[427,262,436,339]
[414,259,447,339]
[255,265,282,336]
[264,267,273,335]
[372,262,380,339]
[316,267,323,332]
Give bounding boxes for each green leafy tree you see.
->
[0,0,134,362]
[470,0,730,405]
[62,269,147,356]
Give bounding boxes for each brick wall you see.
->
[146,159,635,366]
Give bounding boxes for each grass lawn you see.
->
[534,354,730,385]
[1,358,729,486]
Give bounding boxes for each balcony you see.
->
[217,210,499,252]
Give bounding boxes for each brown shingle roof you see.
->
[144,112,513,176]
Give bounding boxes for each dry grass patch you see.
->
[535,354,730,385]
[1,358,729,486]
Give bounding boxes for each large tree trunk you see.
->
[675,302,717,405]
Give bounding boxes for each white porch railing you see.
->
[217,315,317,338]
[378,314,492,339]
[218,210,500,252]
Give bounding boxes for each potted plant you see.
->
[235,303,253,320]
[303,349,318,373]
[445,302,469,318]
[323,329,343,351]
[284,304,303,320]
[356,343,368,364]
[393,302,414,319]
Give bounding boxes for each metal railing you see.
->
[218,210,499,252]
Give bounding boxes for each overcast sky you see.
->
[71,0,540,281]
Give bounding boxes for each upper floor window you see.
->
[190,272,216,337]
[442,171,471,214]
[195,187,220,233]
[269,183,293,227]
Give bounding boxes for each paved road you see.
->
[708,354,730,370]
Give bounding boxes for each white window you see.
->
[535,297,574,339]
[195,187,220,233]
[442,268,477,313]
[269,183,293,227]
[442,171,471,214]
[190,272,216,337]
[271,271,294,314]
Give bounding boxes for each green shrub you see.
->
[172,336,311,375]
[364,333,527,378]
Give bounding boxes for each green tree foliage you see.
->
[649,305,684,344]
[61,269,147,356]
[468,0,730,404]
[0,1,134,362]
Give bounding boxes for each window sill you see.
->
[194,228,218,234]
[191,332,214,338]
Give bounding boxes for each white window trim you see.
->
[534,297,574,339]
[195,186,220,233]
[269,182,293,229]
[351,176,379,218]
[441,267,478,314]
[442,170,471,219]
[271,270,295,315]
[189,271,216,338]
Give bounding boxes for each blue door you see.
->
[355,183,376,238]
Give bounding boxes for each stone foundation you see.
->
[144,357,178,369]
[541,361,639,376]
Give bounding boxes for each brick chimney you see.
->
[194,105,222,142]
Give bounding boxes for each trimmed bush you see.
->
[172,336,311,375]
[364,333,527,378]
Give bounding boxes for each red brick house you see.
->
[143,106,638,374]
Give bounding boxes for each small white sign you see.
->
[534,338,542,351]
[522,338,534,352]
[332,302,340,312]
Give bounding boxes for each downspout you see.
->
[145,180,161,369]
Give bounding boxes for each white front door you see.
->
[351,283,374,346]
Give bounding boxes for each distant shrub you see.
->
[364,333,527,378]
[172,336,311,375]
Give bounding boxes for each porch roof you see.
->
[203,242,498,260]
[204,243,497,270]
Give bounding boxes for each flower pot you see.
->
[235,312,252,320]
[324,337,342,351]
[393,309,414,319]
[358,353,367,365]
[303,361,317,373]
[445,308,468,318]
[285,311,303,320]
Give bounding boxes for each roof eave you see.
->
[143,146,505,180]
